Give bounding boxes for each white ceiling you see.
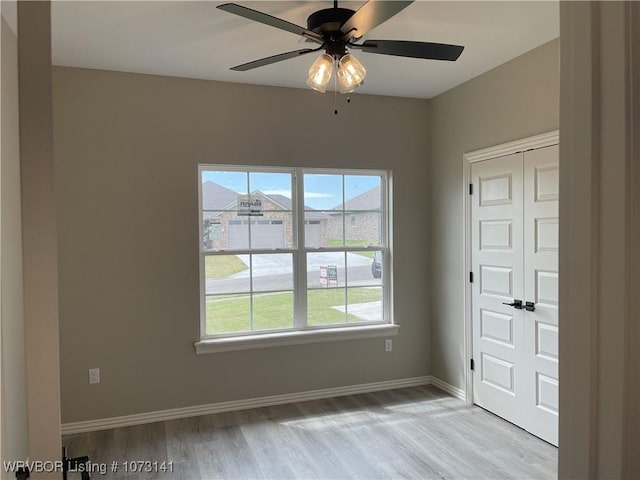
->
[51,1,559,99]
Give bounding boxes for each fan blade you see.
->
[217,3,323,43]
[360,40,464,61]
[230,48,319,71]
[341,1,413,40]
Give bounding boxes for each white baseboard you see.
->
[61,375,466,435]
[429,376,466,401]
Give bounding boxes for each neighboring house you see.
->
[327,185,382,243]
[201,181,328,249]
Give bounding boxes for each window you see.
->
[197,166,395,352]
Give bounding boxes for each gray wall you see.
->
[53,67,431,423]
[1,16,29,466]
[428,39,560,389]
[18,0,62,463]
[558,3,640,477]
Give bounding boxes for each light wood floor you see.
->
[63,386,557,480]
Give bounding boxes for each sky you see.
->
[201,170,380,210]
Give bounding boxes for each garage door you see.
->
[305,220,323,247]
[228,220,285,249]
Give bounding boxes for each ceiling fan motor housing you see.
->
[307,8,355,58]
[307,8,355,37]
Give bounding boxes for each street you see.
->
[205,252,382,294]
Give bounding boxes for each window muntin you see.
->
[199,166,390,339]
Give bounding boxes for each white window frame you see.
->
[195,165,398,354]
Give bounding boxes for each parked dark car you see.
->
[371,251,382,278]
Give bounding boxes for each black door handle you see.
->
[525,301,535,312]
[502,299,523,309]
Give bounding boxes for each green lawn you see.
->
[205,255,248,279]
[327,239,378,258]
[206,287,382,334]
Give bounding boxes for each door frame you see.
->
[462,130,559,404]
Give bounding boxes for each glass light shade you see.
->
[307,53,334,93]
[337,54,366,93]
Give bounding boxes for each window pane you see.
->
[307,252,345,288]
[346,251,383,287]
[204,255,250,294]
[249,172,292,200]
[202,171,247,210]
[303,174,343,210]
[251,254,293,292]
[205,294,250,334]
[347,287,383,322]
[344,211,382,246]
[250,215,292,249]
[307,288,346,326]
[344,175,382,211]
[305,211,336,248]
[253,291,294,330]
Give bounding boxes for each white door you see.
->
[471,153,526,428]
[471,145,559,446]
[522,145,559,443]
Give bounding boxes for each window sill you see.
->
[194,324,399,354]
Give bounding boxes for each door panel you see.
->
[523,144,559,445]
[480,309,514,346]
[480,220,513,250]
[535,218,559,253]
[480,265,514,297]
[479,174,514,205]
[481,352,516,393]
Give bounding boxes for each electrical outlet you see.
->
[89,368,100,384]
[385,339,393,352]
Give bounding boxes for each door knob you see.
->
[502,299,523,309]
[525,301,535,312]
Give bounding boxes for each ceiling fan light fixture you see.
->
[218,2,465,96]
[306,53,334,93]
[337,53,366,93]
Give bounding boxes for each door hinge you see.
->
[469,271,474,283]
[469,183,473,195]
[470,359,475,371]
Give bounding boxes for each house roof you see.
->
[257,193,291,211]
[333,186,381,211]
[201,181,238,211]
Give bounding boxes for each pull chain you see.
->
[334,58,338,115]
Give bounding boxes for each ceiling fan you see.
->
[217,1,464,94]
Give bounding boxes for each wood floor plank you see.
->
[195,424,263,479]
[236,406,319,479]
[62,386,557,479]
